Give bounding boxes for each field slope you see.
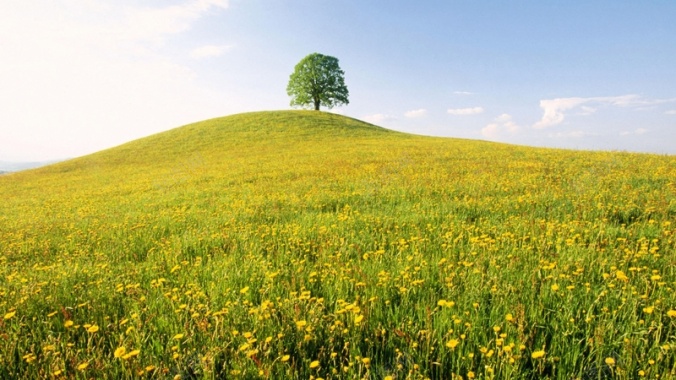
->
[1,110,675,379]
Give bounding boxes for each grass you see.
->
[0,110,675,379]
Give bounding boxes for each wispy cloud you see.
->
[453,91,475,95]
[620,128,648,136]
[404,109,427,118]
[549,130,599,138]
[363,114,396,124]
[534,95,676,129]
[118,0,229,44]
[447,107,484,116]
[190,44,234,59]
[481,114,520,139]
[0,0,232,160]
[666,110,676,115]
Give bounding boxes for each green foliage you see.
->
[287,53,349,111]
[0,111,675,379]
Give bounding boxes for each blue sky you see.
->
[1,1,675,161]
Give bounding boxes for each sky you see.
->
[1,0,676,162]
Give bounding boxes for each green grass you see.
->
[0,110,675,379]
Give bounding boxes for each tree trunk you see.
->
[314,99,320,110]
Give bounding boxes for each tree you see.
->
[287,53,349,111]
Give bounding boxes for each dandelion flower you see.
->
[122,349,140,360]
[114,347,126,358]
[281,355,290,362]
[505,313,514,322]
[531,350,545,359]
[77,362,89,371]
[240,286,249,294]
[87,325,99,333]
[4,311,16,320]
[616,270,629,282]
[446,339,459,349]
[310,360,320,369]
[643,306,654,314]
[173,334,184,340]
[667,310,676,318]
[605,357,615,366]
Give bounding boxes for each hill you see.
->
[0,110,675,379]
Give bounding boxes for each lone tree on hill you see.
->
[287,53,349,111]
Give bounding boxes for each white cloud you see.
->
[0,1,231,161]
[481,124,500,139]
[117,0,229,44]
[666,110,676,115]
[447,107,484,116]
[533,97,587,129]
[620,128,649,136]
[362,114,396,124]
[579,106,596,115]
[190,44,234,59]
[404,109,427,118]
[549,131,599,138]
[534,95,676,129]
[481,114,521,139]
[453,91,475,95]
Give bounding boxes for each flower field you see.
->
[0,111,675,379]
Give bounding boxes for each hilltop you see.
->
[0,111,675,379]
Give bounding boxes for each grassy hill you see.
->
[1,110,675,379]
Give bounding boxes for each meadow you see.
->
[0,111,674,379]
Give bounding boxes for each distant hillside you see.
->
[0,160,61,172]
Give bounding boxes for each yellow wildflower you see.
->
[114,347,126,358]
[531,350,545,359]
[122,349,140,360]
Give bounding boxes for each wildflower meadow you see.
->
[0,111,674,379]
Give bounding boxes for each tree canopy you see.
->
[286,53,349,111]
